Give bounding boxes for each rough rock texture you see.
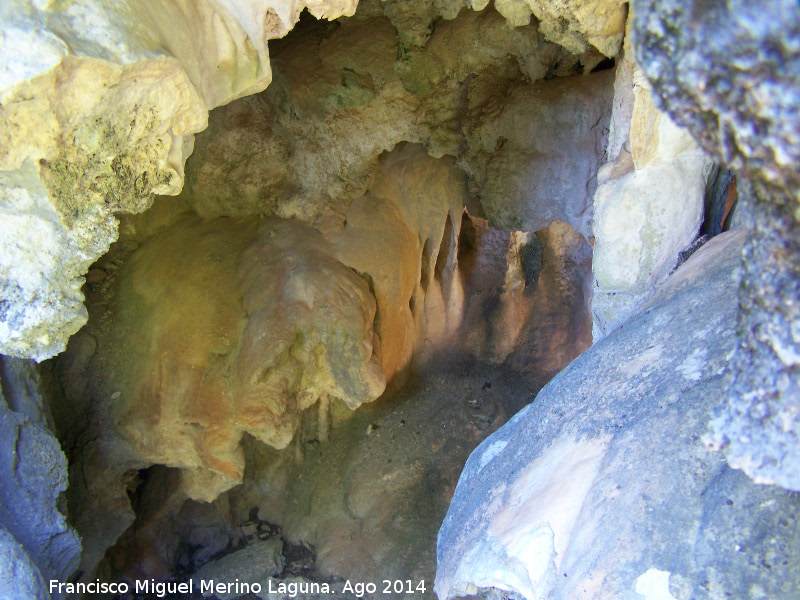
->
[53,213,384,540]
[107,216,383,477]
[492,0,627,57]
[0,0,360,361]
[230,361,539,599]
[48,138,596,586]
[179,2,613,235]
[437,230,800,600]
[1,0,620,361]
[0,358,80,598]
[33,0,611,578]
[457,219,593,390]
[330,145,467,382]
[0,526,48,600]
[191,538,284,599]
[632,0,800,490]
[462,70,614,236]
[49,145,460,579]
[0,56,207,361]
[369,0,625,58]
[591,29,712,339]
[705,196,800,491]
[84,213,593,595]
[632,0,800,197]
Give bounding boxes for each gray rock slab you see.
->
[632,0,800,491]
[436,231,800,600]
[0,391,80,595]
[191,538,284,599]
[0,525,48,600]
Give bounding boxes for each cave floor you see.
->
[121,352,540,600]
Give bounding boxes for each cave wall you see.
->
[0,357,81,600]
[0,0,628,362]
[175,1,615,234]
[438,230,800,600]
[49,134,596,583]
[0,0,354,362]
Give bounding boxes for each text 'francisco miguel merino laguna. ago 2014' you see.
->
[50,578,429,597]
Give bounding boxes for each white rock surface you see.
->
[493,0,627,56]
[591,29,712,340]
[0,0,359,361]
[0,56,207,360]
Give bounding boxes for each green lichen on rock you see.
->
[41,110,174,228]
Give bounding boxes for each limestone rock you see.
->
[0,0,361,361]
[49,214,386,579]
[0,356,53,426]
[180,3,598,236]
[591,30,712,340]
[632,0,800,490]
[0,53,207,361]
[381,0,465,48]
[181,8,412,221]
[457,219,593,387]
[0,364,81,596]
[91,144,595,590]
[50,144,466,581]
[332,144,467,381]
[632,0,800,199]
[88,216,383,496]
[492,0,627,57]
[591,153,710,335]
[462,70,615,237]
[380,0,626,58]
[0,0,325,110]
[705,197,800,491]
[191,538,284,600]
[0,526,48,600]
[233,362,540,593]
[437,231,800,600]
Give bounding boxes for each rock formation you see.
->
[0,0,629,362]
[0,0,797,597]
[0,357,81,600]
[591,24,712,339]
[632,0,800,492]
[49,133,595,583]
[0,0,360,361]
[437,231,800,600]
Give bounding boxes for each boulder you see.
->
[591,26,712,340]
[0,361,81,598]
[632,0,800,490]
[0,526,48,600]
[436,230,800,599]
[191,538,284,600]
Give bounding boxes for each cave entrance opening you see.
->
[41,0,610,595]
